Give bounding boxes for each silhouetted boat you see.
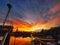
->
[0,3,13,45]
[0,25,13,45]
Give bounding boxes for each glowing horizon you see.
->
[0,0,60,32]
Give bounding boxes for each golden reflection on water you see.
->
[9,36,32,45]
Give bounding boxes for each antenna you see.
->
[3,3,12,26]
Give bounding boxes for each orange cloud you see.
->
[13,20,30,28]
[48,2,60,14]
[0,2,60,32]
[42,14,60,29]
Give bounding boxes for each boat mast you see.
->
[3,3,12,26]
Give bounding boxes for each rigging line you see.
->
[10,8,15,26]
[9,8,14,26]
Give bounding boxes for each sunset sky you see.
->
[0,0,60,32]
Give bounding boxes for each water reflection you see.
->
[9,36,31,45]
[9,36,58,45]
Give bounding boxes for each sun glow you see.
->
[13,15,60,32]
[13,24,43,32]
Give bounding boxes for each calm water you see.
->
[9,36,32,45]
[9,36,58,45]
